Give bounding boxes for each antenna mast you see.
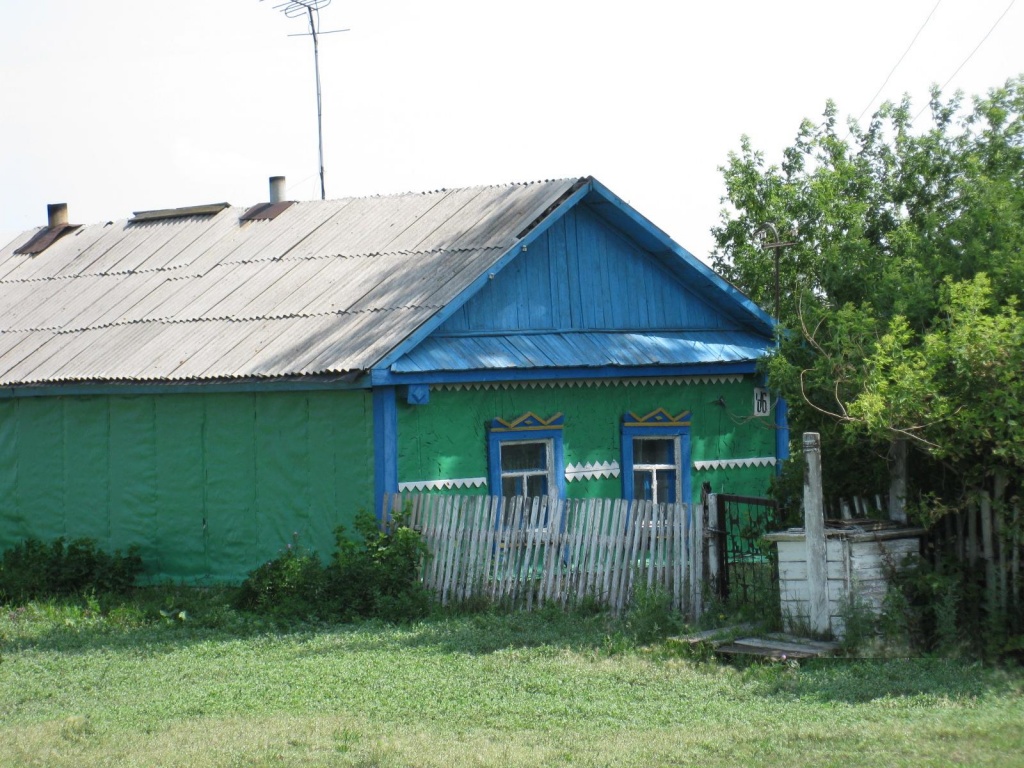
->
[264,0,347,200]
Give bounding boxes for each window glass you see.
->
[634,437,673,465]
[499,439,550,500]
[500,441,547,472]
[630,437,679,504]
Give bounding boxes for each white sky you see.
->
[1,0,1022,263]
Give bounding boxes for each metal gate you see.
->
[706,492,780,604]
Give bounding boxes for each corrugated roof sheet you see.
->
[0,179,580,386]
[390,331,773,373]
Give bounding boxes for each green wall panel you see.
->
[255,394,310,561]
[154,396,206,581]
[397,378,777,505]
[0,389,375,583]
[16,397,64,543]
[203,393,258,582]
[0,400,21,545]
[108,397,158,560]
[62,398,110,543]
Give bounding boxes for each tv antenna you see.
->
[263,0,348,200]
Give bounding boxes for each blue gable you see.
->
[378,178,774,378]
[436,204,739,334]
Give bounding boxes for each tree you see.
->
[712,76,1024,519]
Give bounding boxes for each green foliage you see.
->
[0,537,142,603]
[882,557,974,656]
[622,579,682,643]
[236,509,432,623]
[714,75,1024,520]
[233,536,327,620]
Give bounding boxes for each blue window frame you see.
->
[487,412,566,501]
[621,409,691,506]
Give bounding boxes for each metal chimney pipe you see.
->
[269,176,286,204]
[47,203,69,228]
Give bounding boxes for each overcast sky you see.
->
[1,0,1022,263]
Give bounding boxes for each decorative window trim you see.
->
[621,409,692,505]
[398,477,488,492]
[487,413,565,498]
[693,457,777,471]
[565,460,620,482]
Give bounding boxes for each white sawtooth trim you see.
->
[397,477,488,492]
[437,375,743,392]
[693,457,777,471]
[564,460,621,482]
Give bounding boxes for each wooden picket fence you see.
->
[382,493,701,617]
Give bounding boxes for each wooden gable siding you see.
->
[436,205,728,335]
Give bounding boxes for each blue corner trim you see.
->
[373,386,399,518]
[775,396,790,472]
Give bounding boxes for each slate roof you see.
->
[0,179,580,386]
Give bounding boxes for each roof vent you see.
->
[13,203,80,255]
[269,176,286,204]
[129,202,231,223]
[48,203,69,228]
[240,176,295,222]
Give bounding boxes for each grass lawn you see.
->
[1,591,1022,767]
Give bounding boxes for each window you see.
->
[630,436,679,504]
[488,412,565,500]
[621,409,691,506]
[499,439,551,499]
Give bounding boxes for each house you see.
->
[0,176,786,582]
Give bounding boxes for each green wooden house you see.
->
[0,177,785,582]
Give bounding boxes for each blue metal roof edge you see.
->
[582,178,776,336]
[370,361,759,387]
[370,177,594,372]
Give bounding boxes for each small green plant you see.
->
[623,578,681,644]
[0,537,143,603]
[836,590,879,654]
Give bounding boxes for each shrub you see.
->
[233,538,327,620]
[236,509,432,623]
[328,510,433,623]
[0,537,143,603]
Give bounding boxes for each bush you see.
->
[233,538,327,620]
[236,509,432,623]
[0,537,143,603]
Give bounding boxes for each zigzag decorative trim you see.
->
[693,457,777,471]
[623,408,692,428]
[564,461,621,481]
[437,376,743,392]
[397,477,488,492]
[490,412,564,432]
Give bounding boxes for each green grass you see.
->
[1,590,1023,767]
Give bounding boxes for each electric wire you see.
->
[856,0,942,125]
[913,0,1017,122]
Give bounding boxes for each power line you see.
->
[856,0,942,124]
[914,0,1017,122]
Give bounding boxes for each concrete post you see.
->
[803,432,830,635]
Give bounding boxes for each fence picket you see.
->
[395,493,697,618]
